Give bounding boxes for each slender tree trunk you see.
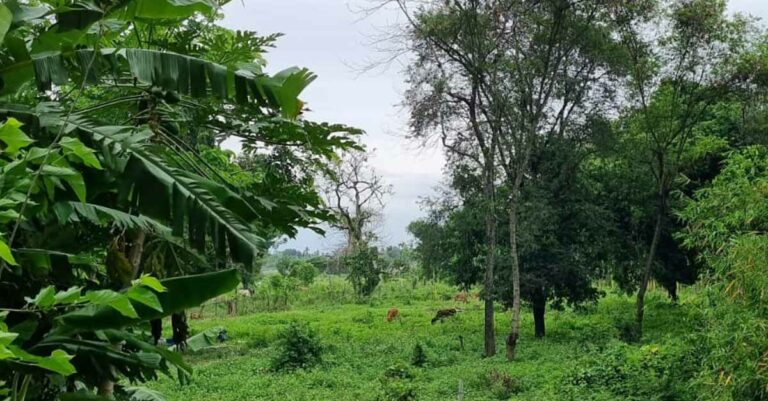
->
[669,282,678,303]
[97,379,115,398]
[100,231,146,398]
[635,195,665,335]
[150,318,163,345]
[128,230,146,278]
[532,292,546,339]
[506,194,521,360]
[172,311,189,351]
[483,169,497,357]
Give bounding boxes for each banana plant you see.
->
[0,1,362,399]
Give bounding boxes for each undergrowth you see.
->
[151,283,704,401]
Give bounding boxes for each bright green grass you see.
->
[149,287,700,401]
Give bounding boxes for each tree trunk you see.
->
[636,202,664,336]
[150,319,163,345]
[533,293,546,339]
[100,231,146,398]
[506,196,521,360]
[172,311,189,351]
[128,230,146,278]
[669,282,678,303]
[483,170,497,357]
[97,379,115,398]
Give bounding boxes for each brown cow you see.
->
[454,292,468,303]
[386,308,401,322]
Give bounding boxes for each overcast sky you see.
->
[221,0,768,253]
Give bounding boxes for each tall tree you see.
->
[616,0,749,335]
[324,149,391,253]
[486,0,627,360]
[397,0,509,357]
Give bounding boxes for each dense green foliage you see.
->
[3,0,768,400]
[0,0,358,399]
[345,246,383,299]
[149,281,706,401]
[270,321,324,372]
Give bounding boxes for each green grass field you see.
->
[149,279,702,401]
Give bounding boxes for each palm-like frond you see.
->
[53,201,170,233]
[69,117,264,267]
[0,49,315,119]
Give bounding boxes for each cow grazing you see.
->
[431,308,462,324]
[386,308,401,322]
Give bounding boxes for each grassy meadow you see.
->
[149,277,703,401]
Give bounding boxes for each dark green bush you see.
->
[379,364,417,401]
[615,319,641,344]
[487,369,525,399]
[345,246,383,298]
[290,260,319,286]
[568,340,701,401]
[270,321,323,372]
[411,343,427,367]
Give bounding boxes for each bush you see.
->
[306,256,330,273]
[345,246,383,298]
[487,370,525,399]
[567,340,701,401]
[276,256,295,277]
[290,260,319,286]
[265,274,298,308]
[352,310,375,325]
[379,364,417,401]
[270,321,323,372]
[411,343,427,367]
[615,319,641,344]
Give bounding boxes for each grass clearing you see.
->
[150,280,701,401]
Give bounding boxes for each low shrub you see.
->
[379,364,418,401]
[487,369,525,399]
[567,340,701,401]
[270,321,324,372]
[615,319,641,344]
[411,343,427,367]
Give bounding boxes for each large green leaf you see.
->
[31,336,163,377]
[84,290,138,318]
[26,286,56,309]
[7,346,77,376]
[0,117,33,155]
[126,0,215,20]
[1,49,315,119]
[73,121,264,267]
[0,4,12,44]
[60,136,102,169]
[53,269,240,334]
[126,286,162,312]
[0,108,264,267]
[35,349,77,376]
[53,201,169,233]
[0,238,17,266]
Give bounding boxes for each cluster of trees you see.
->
[263,241,415,298]
[0,1,360,400]
[401,0,768,376]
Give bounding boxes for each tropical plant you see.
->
[0,0,359,399]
